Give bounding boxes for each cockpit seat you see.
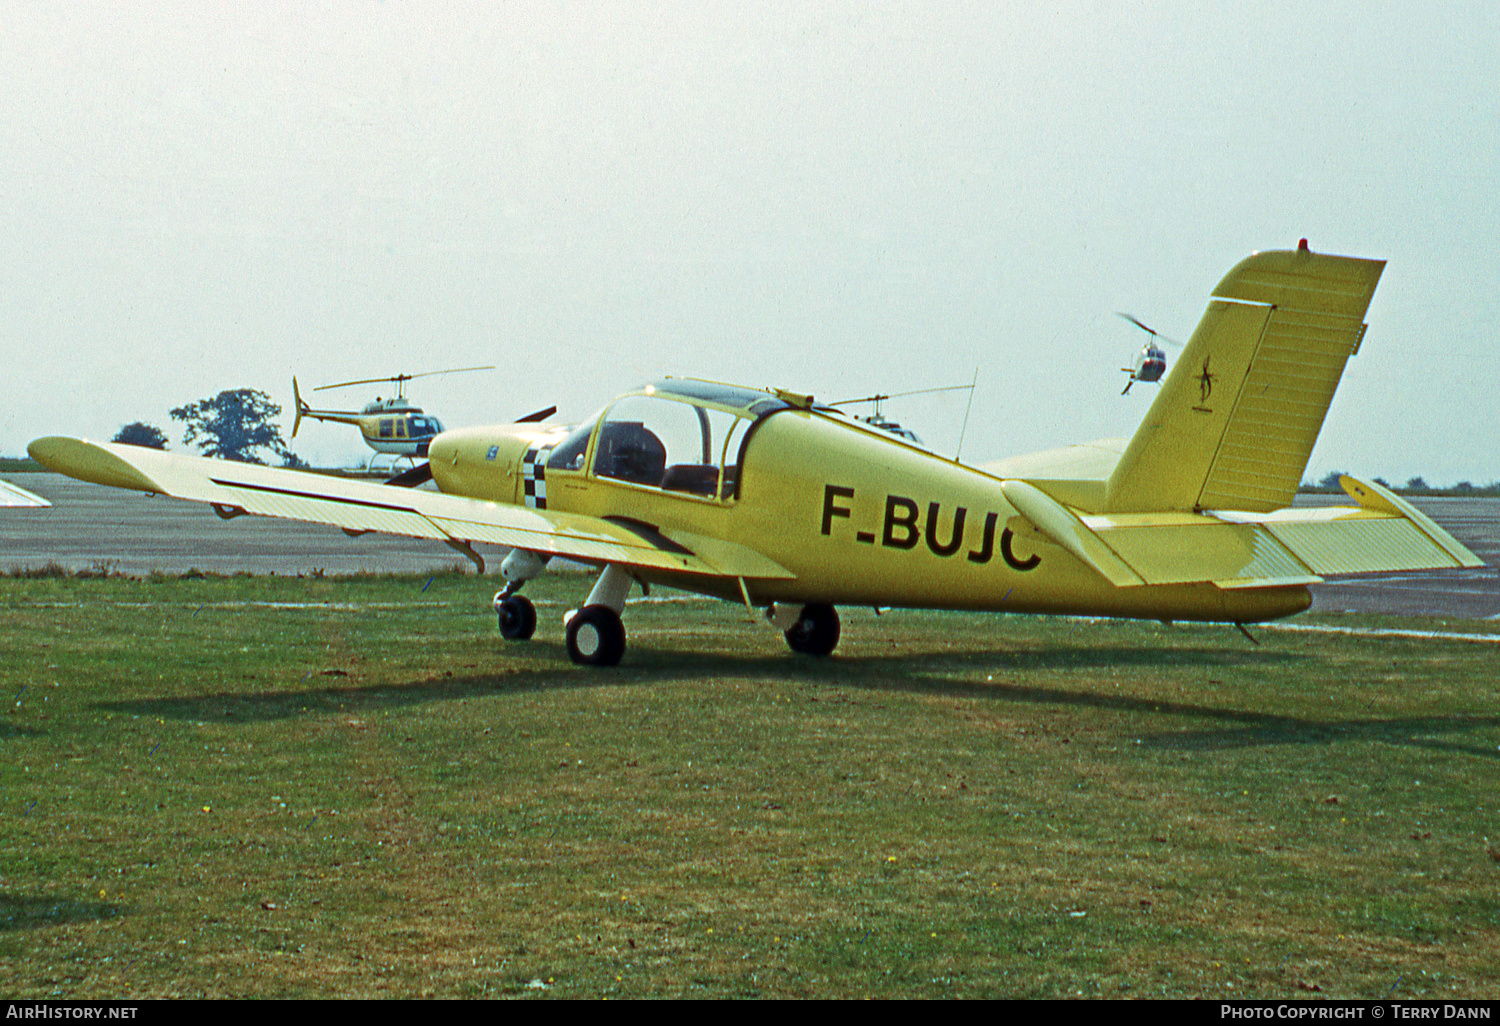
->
[660,463,720,497]
[594,422,667,486]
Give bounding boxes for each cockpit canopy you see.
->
[545,380,790,500]
[375,414,444,440]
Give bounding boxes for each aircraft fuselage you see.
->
[428,396,1310,624]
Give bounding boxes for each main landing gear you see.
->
[768,602,841,657]
[565,605,626,666]
[563,564,634,667]
[496,555,843,667]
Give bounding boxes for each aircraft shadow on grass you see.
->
[0,722,44,740]
[0,892,123,933]
[90,640,1500,761]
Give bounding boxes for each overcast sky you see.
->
[3,2,1495,484]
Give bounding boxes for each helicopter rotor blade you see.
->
[315,376,396,391]
[828,384,973,407]
[404,365,497,381]
[514,406,557,423]
[1115,312,1184,348]
[1116,311,1157,336]
[314,366,498,391]
[1115,311,1184,349]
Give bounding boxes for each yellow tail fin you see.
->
[1104,245,1385,514]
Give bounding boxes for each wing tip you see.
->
[27,436,164,493]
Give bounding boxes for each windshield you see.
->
[543,386,786,499]
[545,409,605,472]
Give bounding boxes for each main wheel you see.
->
[496,595,537,640]
[565,605,626,666]
[784,603,840,656]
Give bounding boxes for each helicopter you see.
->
[827,384,975,446]
[291,366,544,468]
[1117,312,1182,394]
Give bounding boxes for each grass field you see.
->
[2,568,1498,999]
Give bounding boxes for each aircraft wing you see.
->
[1004,475,1483,589]
[26,437,794,581]
[0,478,51,507]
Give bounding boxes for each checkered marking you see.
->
[522,443,555,509]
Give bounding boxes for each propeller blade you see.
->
[514,406,557,423]
[384,462,434,488]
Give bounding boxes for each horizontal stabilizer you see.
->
[1070,475,1482,588]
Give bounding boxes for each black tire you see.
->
[566,605,626,667]
[784,603,840,656]
[497,595,537,640]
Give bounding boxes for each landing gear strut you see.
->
[783,603,840,656]
[493,549,551,641]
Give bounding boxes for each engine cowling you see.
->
[427,423,569,503]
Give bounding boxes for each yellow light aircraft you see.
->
[30,244,1483,667]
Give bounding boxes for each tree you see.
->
[170,389,298,465]
[1404,476,1427,491]
[111,422,168,449]
[1317,470,1346,488]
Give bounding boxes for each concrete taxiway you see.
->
[1,474,472,575]
[3,474,1498,618]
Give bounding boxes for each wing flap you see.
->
[659,528,797,580]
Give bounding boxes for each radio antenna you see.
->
[954,367,978,464]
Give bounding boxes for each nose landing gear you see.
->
[493,549,550,641]
[494,592,537,640]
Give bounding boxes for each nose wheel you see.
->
[495,594,537,640]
